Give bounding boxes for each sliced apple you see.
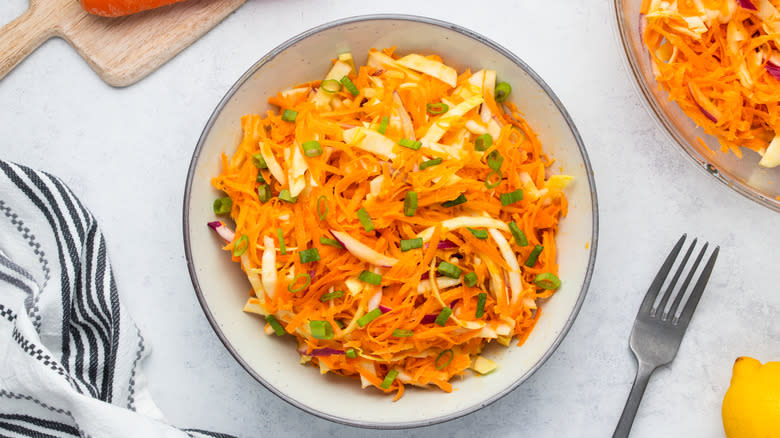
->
[488,228,522,306]
[261,236,277,299]
[288,143,308,197]
[242,297,267,316]
[259,141,287,185]
[396,54,457,87]
[310,59,353,109]
[759,135,780,167]
[420,94,484,144]
[417,216,509,242]
[342,127,397,160]
[544,174,574,192]
[330,230,398,267]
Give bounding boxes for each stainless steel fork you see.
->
[613,234,719,438]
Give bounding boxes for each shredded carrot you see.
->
[642,0,780,167]
[81,0,187,17]
[210,48,572,399]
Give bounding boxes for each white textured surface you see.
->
[0,1,778,437]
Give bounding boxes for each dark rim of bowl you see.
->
[183,13,599,430]
[613,0,780,213]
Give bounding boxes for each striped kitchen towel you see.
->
[0,161,232,438]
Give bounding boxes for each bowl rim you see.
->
[613,0,780,213]
[183,13,599,429]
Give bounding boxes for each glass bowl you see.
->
[615,0,780,212]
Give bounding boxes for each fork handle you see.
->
[613,361,656,438]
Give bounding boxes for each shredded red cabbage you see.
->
[379,305,392,313]
[421,314,438,324]
[436,240,458,250]
[207,220,235,242]
[736,0,757,10]
[422,301,458,323]
[766,62,780,81]
[422,240,458,250]
[693,99,718,123]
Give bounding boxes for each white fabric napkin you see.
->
[0,161,231,438]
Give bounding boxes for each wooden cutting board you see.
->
[0,0,246,87]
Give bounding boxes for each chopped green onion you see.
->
[435,349,454,370]
[398,138,422,150]
[281,109,298,122]
[400,238,423,252]
[279,189,297,203]
[309,320,334,340]
[434,307,452,326]
[346,348,357,359]
[392,329,414,337]
[317,195,328,220]
[232,234,248,257]
[500,189,523,206]
[534,273,561,290]
[437,261,462,279]
[508,222,528,246]
[378,116,389,134]
[358,270,382,285]
[426,102,449,115]
[380,369,399,389]
[320,290,344,302]
[524,245,544,267]
[256,171,266,184]
[321,79,342,93]
[485,169,502,189]
[252,153,268,169]
[213,197,232,215]
[335,319,345,329]
[464,272,478,287]
[487,150,504,171]
[404,191,418,217]
[420,157,442,170]
[476,293,487,318]
[475,133,493,151]
[265,315,286,336]
[276,228,286,255]
[299,248,320,264]
[357,308,382,327]
[257,185,271,203]
[319,237,343,248]
[340,76,359,96]
[441,194,467,208]
[357,208,374,232]
[494,82,512,103]
[467,228,488,239]
[288,273,311,293]
[302,140,323,157]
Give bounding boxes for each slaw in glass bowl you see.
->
[615,0,780,212]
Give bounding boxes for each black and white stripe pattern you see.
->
[0,161,234,438]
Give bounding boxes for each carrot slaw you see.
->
[642,0,780,167]
[209,48,572,399]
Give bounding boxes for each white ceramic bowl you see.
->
[184,15,598,429]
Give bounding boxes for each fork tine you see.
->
[638,234,687,315]
[666,242,708,321]
[674,246,719,326]
[655,238,697,319]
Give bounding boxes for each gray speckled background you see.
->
[1,1,778,436]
